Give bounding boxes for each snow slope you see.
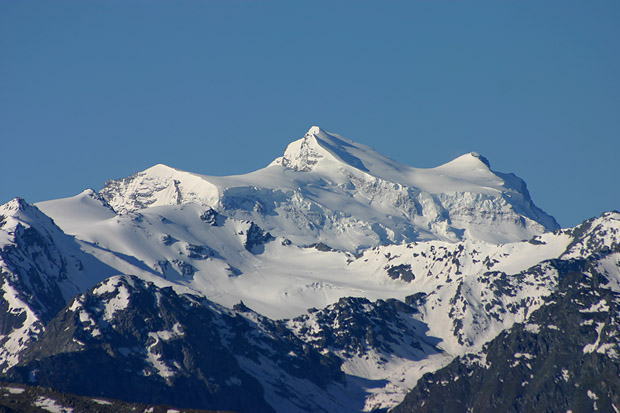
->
[35,191,569,323]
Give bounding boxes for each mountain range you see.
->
[0,126,617,412]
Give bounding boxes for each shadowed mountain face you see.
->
[0,128,616,412]
[0,381,226,413]
[5,276,343,412]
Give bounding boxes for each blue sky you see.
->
[1,1,619,227]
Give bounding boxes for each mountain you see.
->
[0,126,615,412]
[0,197,117,371]
[94,126,558,250]
[392,212,620,412]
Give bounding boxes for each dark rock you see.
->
[405,292,427,307]
[199,208,223,226]
[243,222,274,253]
[385,264,415,282]
[307,242,334,252]
[290,297,437,358]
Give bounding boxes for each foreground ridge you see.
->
[0,381,224,413]
[393,226,620,411]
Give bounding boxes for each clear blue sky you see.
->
[1,1,619,227]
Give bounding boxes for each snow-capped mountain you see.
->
[96,126,558,250]
[0,198,117,370]
[0,126,616,412]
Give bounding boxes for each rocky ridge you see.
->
[393,215,620,412]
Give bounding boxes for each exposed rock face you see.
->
[243,222,274,253]
[288,297,434,357]
[199,207,223,226]
[6,276,345,412]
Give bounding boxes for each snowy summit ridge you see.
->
[97,126,558,250]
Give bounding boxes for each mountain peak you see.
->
[469,152,491,167]
[0,198,51,223]
[306,125,325,136]
[272,127,336,172]
[435,152,493,174]
[1,197,30,213]
[0,197,61,238]
[279,132,324,172]
[272,127,375,173]
[142,163,181,176]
